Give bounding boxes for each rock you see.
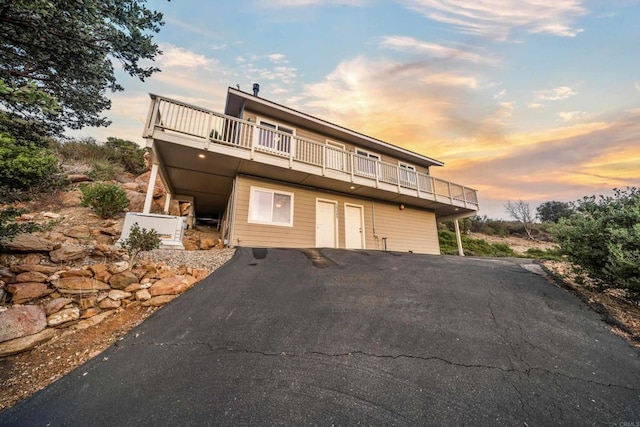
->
[15,271,48,283]
[59,269,93,278]
[135,289,151,301]
[63,225,91,239]
[5,235,56,252]
[49,245,86,263]
[18,213,35,221]
[10,264,59,275]
[90,264,108,275]
[99,227,119,236]
[73,310,114,330]
[124,282,143,292]
[94,270,112,283]
[0,268,16,284]
[200,238,217,250]
[21,253,43,265]
[6,282,52,304]
[47,307,80,327]
[141,295,176,307]
[107,290,131,301]
[122,182,140,191]
[80,307,102,319]
[98,298,121,309]
[66,174,91,183]
[51,277,110,293]
[58,190,82,207]
[0,306,46,343]
[125,190,146,213]
[136,171,166,198]
[42,212,61,219]
[79,296,98,310]
[182,237,198,251]
[108,271,138,290]
[179,202,191,216]
[44,298,73,315]
[0,329,56,358]
[93,234,113,245]
[109,261,130,274]
[148,275,198,296]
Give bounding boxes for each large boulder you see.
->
[15,271,48,283]
[0,329,56,358]
[148,275,197,296]
[0,306,47,343]
[49,245,87,263]
[10,264,59,275]
[6,283,52,304]
[51,277,110,293]
[108,271,138,290]
[63,225,91,239]
[5,235,57,252]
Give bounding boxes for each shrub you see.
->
[438,230,515,257]
[552,187,640,298]
[88,160,124,181]
[105,137,147,175]
[0,132,62,202]
[55,136,146,176]
[119,223,161,266]
[80,182,129,218]
[0,208,40,247]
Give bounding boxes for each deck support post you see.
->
[454,219,464,257]
[164,192,172,214]
[143,163,159,214]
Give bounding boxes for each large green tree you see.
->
[0,0,165,133]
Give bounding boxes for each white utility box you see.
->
[118,212,186,250]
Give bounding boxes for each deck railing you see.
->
[145,94,479,210]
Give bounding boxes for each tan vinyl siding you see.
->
[371,202,439,254]
[232,176,316,248]
[231,176,439,254]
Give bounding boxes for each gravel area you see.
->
[139,248,236,272]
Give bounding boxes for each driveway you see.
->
[2,248,640,425]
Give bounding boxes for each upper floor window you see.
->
[248,186,294,227]
[256,118,295,154]
[399,162,417,187]
[355,149,380,178]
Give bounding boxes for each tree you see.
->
[505,200,535,240]
[536,200,572,223]
[0,0,165,133]
[552,188,640,299]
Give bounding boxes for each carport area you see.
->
[1,248,639,425]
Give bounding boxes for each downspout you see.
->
[371,200,379,249]
[228,177,238,247]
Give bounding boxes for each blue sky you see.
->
[71,0,640,218]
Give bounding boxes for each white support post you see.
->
[164,192,172,214]
[454,219,465,257]
[143,163,159,214]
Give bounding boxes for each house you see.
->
[141,86,478,254]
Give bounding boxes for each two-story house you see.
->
[140,86,478,254]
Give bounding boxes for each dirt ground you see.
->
[1,234,639,412]
[0,305,158,410]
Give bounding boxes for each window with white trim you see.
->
[399,162,417,187]
[248,186,294,226]
[256,118,295,154]
[355,149,380,178]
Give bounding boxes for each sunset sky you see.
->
[71,0,640,218]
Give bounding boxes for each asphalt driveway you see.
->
[2,248,640,425]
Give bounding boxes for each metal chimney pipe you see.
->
[252,83,260,97]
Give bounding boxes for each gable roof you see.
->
[224,87,444,168]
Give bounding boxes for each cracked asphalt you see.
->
[2,248,640,425]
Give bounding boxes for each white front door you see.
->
[316,200,337,248]
[344,204,364,249]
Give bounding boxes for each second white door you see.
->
[344,204,364,249]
